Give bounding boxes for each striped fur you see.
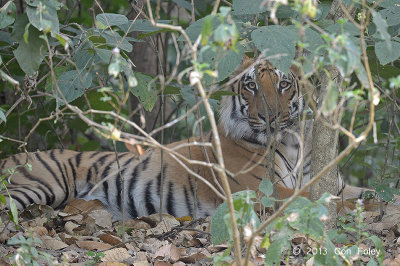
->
[0,57,366,219]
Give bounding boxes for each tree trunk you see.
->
[310,0,355,229]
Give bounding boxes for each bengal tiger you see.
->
[0,56,368,220]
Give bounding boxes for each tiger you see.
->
[0,55,368,220]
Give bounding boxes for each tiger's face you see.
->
[219,56,304,146]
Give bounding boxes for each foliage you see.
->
[8,233,54,266]
[86,251,105,265]
[0,0,399,264]
[211,180,385,265]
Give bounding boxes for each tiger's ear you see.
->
[242,53,252,64]
[290,62,302,77]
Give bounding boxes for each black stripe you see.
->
[142,156,151,171]
[89,151,102,159]
[128,166,139,218]
[98,154,111,165]
[116,168,127,212]
[123,156,136,167]
[144,180,156,215]
[36,152,65,191]
[103,180,109,205]
[75,152,83,168]
[92,163,98,176]
[9,189,35,206]
[188,175,201,211]
[68,158,78,197]
[250,174,262,181]
[87,168,93,183]
[166,182,176,217]
[183,186,193,217]
[156,165,167,197]
[50,150,70,206]
[9,195,27,209]
[19,185,43,202]
[227,172,240,185]
[15,156,54,206]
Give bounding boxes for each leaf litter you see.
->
[0,198,400,265]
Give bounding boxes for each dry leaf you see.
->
[172,262,186,266]
[98,262,127,266]
[154,262,173,266]
[40,235,68,250]
[76,240,112,251]
[154,244,180,263]
[141,238,169,254]
[101,248,131,262]
[125,219,151,230]
[135,251,148,262]
[180,248,211,263]
[133,262,150,266]
[63,214,84,223]
[65,221,80,235]
[100,233,122,246]
[32,226,48,236]
[87,209,113,229]
[64,199,104,215]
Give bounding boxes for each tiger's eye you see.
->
[280,81,288,88]
[247,82,256,90]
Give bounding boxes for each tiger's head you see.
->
[219,55,304,146]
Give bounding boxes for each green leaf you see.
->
[55,34,66,47]
[210,202,229,245]
[0,194,6,205]
[369,235,384,263]
[233,0,268,15]
[172,0,196,14]
[179,15,220,42]
[131,72,158,111]
[375,184,399,202]
[261,197,274,208]
[375,41,400,65]
[259,178,273,197]
[209,90,236,101]
[0,109,6,123]
[101,30,133,52]
[0,1,16,29]
[45,66,70,92]
[13,23,46,75]
[56,70,92,106]
[371,10,391,50]
[80,140,100,151]
[95,48,112,63]
[11,14,29,42]
[201,45,244,84]
[251,25,296,74]
[96,13,128,28]
[201,15,214,46]
[378,6,400,26]
[26,0,59,35]
[265,238,286,265]
[9,198,18,225]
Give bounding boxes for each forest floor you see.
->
[0,198,400,265]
